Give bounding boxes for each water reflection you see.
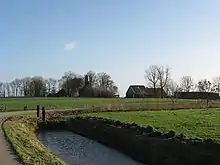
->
[37,130,145,165]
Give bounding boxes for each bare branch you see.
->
[145,65,159,88]
[156,65,170,88]
[212,77,220,94]
[180,76,194,92]
[197,79,212,92]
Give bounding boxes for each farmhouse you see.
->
[174,92,219,100]
[145,87,167,98]
[126,85,147,98]
[125,85,167,98]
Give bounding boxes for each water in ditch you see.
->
[37,130,145,165]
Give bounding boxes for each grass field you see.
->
[85,109,220,141]
[0,97,201,112]
[3,108,220,164]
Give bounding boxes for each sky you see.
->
[0,1,220,96]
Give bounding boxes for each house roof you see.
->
[145,88,167,95]
[127,85,167,96]
[145,88,164,95]
[128,85,147,95]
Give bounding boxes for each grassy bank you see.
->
[3,108,220,164]
[2,116,66,165]
[0,97,201,112]
[85,109,220,141]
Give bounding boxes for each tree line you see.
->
[145,65,220,97]
[0,70,118,98]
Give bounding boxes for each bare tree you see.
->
[50,79,57,95]
[20,77,31,96]
[58,79,63,91]
[0,82,4,97]
[197,79,212,92]
[2,83,6,97]
[70,76,84,97]
[5,83,11,97]
[85,70,97,88]
[95,72,118,97]
[61,71,84,97]
[197,79,217,107]
[96,72,113,88]
[212,77,220,94]
[180,76,194,92]
[0,70,118,98]
[156,65,170,98]
[164,78,179,96]
[61,71,75,96]
[9,78,22,97]
[10,81,16,96]
[145,65,159,96]
[45,78,57,94]
[29,76,47,97]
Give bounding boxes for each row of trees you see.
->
[145,65,220,96]
[0,71,118,97]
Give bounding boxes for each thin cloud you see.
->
[64,41,76,51]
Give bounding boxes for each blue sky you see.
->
[0,1,220,96]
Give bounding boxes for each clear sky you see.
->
[0,1,220,96]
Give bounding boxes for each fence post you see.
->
[37,105,40,117]
[42,107,46,122]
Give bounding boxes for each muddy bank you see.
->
[39,117,220,165]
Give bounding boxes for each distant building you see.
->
[125,85,167,98]
[174,92,219,100]
[145,87,167,98]
[126,85,147,98]
[47,88,68,97]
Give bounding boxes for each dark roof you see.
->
[145,88,160,94]
[175,91,217,94]
[145,88,162,94]
[127,85,167,96]
[128,85,147,95]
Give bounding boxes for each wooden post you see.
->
[42,107,46,122]
[37,105,40,117]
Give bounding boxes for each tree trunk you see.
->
[153,83,156,98]
[160,87,163,98]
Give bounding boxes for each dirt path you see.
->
[0,126,21,164]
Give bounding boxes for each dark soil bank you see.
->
[39,117,220,165]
